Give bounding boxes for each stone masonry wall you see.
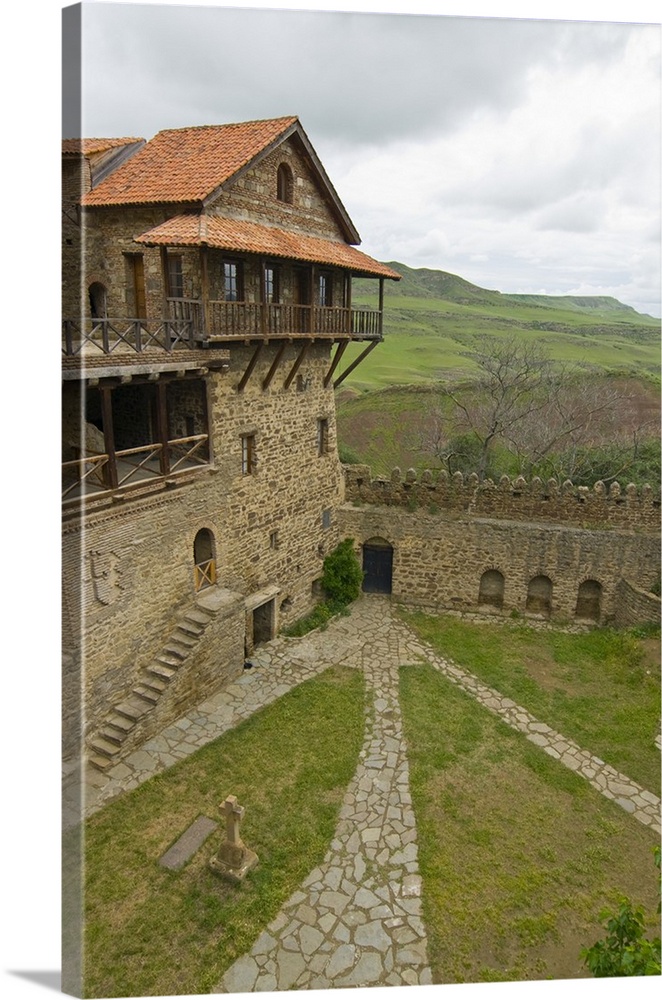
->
[208,136,347,242]
[62,341,343,752]
[338,503,660,624]
[344,465,660,533]
[613,579,662,629]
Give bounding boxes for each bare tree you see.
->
[425,336,554,478]
[422,336,652,483]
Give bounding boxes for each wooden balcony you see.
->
[62,433,210,509]
[62,300,383,356]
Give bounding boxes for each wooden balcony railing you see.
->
[62,301,382,355]
[62,316,196,356]
[62,434,210,506]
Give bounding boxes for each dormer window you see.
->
[276,162,294,204]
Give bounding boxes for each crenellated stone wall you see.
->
[344,465,660,533]
[339,464,660,626]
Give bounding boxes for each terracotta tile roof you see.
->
[82,117,299,206]
[134,214,401,280]
[62,138,143,155]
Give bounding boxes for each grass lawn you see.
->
[400,662,660,985]
[399,610,661,793]
[82,666,365,999]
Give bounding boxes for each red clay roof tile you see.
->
[62,138,143,155]
[81,117,299,206]
[134,214,400,280]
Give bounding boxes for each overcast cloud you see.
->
[74,2,661,316]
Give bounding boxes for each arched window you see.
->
[575,579,602,622]
[88,282,107,319]
[193,528,216,591]
[276,162,294,203]
[478,569,504,609]
[526,575,553,618]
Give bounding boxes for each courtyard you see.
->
[71,596,660,995]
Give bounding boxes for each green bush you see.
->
[321,539,363,605]
[581,846,661,977]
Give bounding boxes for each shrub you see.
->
[581,846,661,977]
[321,539,363,605]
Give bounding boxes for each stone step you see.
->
[186,608,214,626]
[163,641,190,660]
[178,621,204,637]
[148,662,177,681]
[116,698,154,722]
[156,652,184,669]
[89,754,114,773]
[89,736,121,758]
[171,630,197,648]
[99,726,129,747]
[132,685,160,705]
[106,714,135,735]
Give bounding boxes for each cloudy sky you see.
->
[69,0,662,317]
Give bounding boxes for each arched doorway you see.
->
[575,580,602,622]
[362,537,393,594]
[526,575,552,618]
[193,528,216,591]
[88,282,107,318]
[478,569,504,609]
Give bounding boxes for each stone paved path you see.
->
[214,639,431,992]
[63,596,660,990]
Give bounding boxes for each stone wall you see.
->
[62,342,344,752]
[338,502,660,625]
[208,136,347,242]
[613,579,662,629]
[344,465,660,533]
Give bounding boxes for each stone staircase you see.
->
[87,604,216,772]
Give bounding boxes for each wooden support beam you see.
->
[378,278,384,339]
[324,339,349,387]
[100,386,118,490]
[156,379,170,476]
[237,342,264,392]
[262,341,287,390]
[283,341,310,390]
[333,340,379,389]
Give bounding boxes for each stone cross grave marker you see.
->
[209,794,259,883]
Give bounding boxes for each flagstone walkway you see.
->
[65,596,660,991]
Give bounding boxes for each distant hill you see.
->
[343,262,661,391]
[362,261,658,323]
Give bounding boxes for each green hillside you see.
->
[343,262,660,390]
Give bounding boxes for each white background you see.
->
[1,3,659,1000]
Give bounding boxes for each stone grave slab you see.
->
[159,815,218,870]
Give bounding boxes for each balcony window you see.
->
[166,254,184,299]
[264,265,280,304]
[319,272,333,307]
[224,261,244,302]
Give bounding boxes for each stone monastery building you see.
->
[62,116,400,769]
[62,116,659,774]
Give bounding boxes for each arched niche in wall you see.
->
[478,569,505,610]
[526,575,553,618]
[362,537,393,594]
[193,528,216,592]
[575,579,602,622]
